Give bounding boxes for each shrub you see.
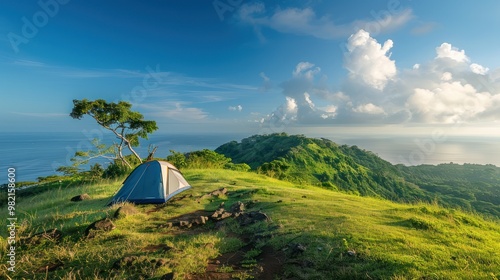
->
[224,163,251,172]
[167,149,231,169]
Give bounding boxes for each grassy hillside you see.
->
[1,169,499,279]
[216,134,430,203]
[397,163,500,217]
[216,133,500,217]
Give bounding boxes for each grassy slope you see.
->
[216,134,432,203]
[1,169,499,279]
[217,134,500,217]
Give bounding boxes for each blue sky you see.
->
[2,0,500,136]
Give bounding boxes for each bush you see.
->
[166,150,187,168]
[102,161,131,179]
[167,149,231,169]
[224,163,251,172]
[103,155,140,179]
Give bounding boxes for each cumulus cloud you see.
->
[341,33,500,124]
[344,29,396,90]
[262,62,339,127]
[228,105,243,112]
[263,30,500,126]
[470,63,489,75]
[237,3,413,40]
[265,96,298,126]
[435,43,469,62]
[407,81,493,123]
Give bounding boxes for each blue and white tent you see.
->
[109,160,191,204]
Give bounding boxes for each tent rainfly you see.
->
[109,160,191,204]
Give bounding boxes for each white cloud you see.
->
[265,96,298,126]
[261,32,500,126]
[344,29,396,90]
[228,105,243,112]
[304,92,315,108]
[407,81,492,123]
[285,97,298,114]
[435,43,469,63]
[293,62,320,79]
[353,103,386,115]
[470,63,489,75]
[237,3,413,40]
[319,105,337,119]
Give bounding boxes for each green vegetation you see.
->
[3,133,500,278]
[216,134,431,201]
[397,163,500,216]
[69,98,158,168]
[1,169,499,279]
[216,133,500,217]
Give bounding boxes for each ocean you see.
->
[0,132,248,184]
[2,131,500,184]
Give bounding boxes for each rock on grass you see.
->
[85,218,116,238]
[70,193,91,202]
[114,204,139,219]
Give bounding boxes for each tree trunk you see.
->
[99,122,143,166]
[126,140,143,163]
[117,142,131,168]
[146,146,158,161]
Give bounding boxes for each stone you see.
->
[85,218,116,238]
[192,216,208,225]
[220,212,233,219]
[113,204,138,219]
[179,220,191,228]
[212,187,228,196]
[210,207,233,221]
[230,201,245,215]
[70,193,91,202]
[238,211,271,226]
[164,222,174,228]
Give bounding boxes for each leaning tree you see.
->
[70,99,158,168]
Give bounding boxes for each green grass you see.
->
[1,169,499,279]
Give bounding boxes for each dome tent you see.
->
[109,160,191,204]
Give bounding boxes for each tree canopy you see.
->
[70,99,158,167]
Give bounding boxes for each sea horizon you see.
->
[2,131,500,184]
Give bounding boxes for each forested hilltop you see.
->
[216,133,500,217]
